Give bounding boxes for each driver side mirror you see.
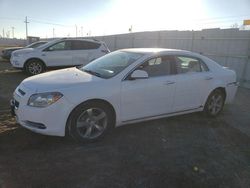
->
[130,70,148,80]
[43,47,53,52]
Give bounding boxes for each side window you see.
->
[138,56,175,77]
[175,56,208,74]
[72,41,101,50]
[47,41,71,51]
[86,41,101,49]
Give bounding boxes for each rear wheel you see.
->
[67,102,114,143]
[204,89,225,117]
[25,59,45,75]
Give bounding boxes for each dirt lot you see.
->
[0,61,250,188]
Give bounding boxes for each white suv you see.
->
[11,38,110,75]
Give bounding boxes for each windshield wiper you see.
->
[82,69,102,78]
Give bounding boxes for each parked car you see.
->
[10,38,110,75]
[11,48,238,143]
[1,41,47,60]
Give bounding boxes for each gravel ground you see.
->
[0,61,250,188]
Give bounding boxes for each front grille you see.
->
[18,88,26,96]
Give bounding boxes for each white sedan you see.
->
[11,48,238,142]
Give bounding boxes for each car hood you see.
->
[4,47,23,51]
[22,67,103,92]
[14,48,35,54]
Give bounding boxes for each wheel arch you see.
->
[65,98,117,136]
[215,87,226,99]
[203,87,226,117]
[204,86,226,107]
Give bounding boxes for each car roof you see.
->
[120,48,223,70]
[120,48,207,59]
[36,41,47,43]
[61,38,102,44]
[120,48,191,54]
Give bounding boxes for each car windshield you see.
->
[26,42,47,48]
[80,51,143,79]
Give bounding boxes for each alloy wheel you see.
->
[28,61,42,75]
[207,93,223,115]
[76,108,108,139]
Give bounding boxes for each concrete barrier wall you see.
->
[1,29,250,87]
[0,38,26,47]
[92,28,250,88]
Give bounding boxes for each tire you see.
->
[204,89,225,117]
[67,102,114,143]
[25,59,45,75]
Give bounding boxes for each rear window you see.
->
[72,40,101,50]
[175,56,209,74]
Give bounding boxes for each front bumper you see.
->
[11,85,75,137]
[10,56,25,68]
[1,53,11,60]
[10,99,18,116]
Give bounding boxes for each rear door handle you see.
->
[205,76,213,80]
[164,81,175,85]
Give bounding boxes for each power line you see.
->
[193,14,250,22]
[1,14,250,24]
[0,17,22,21]
[29,18,73,27]
[1,14,249,38]
[194,18,246,25]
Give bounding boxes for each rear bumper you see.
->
[225,82,239,103]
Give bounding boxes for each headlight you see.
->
[28,92,63,107]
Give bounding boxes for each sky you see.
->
[0,0,250,39]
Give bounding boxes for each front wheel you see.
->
[204,89,225,117]
[25,59,45,75]
[67,102,114,143]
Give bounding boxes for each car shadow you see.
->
[0,107,236,154]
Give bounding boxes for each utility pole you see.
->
[24,16,29,39]
[81,26,83,37]
[129,25,133,32]
[53,28,55,38]
[6,31,10,38]
[75,25,77,37]
[2,28,5,38]
[88,30,91,36]
[11,27,15,38]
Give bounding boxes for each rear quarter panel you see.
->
[199,56,238,105]
[209,65,238,104]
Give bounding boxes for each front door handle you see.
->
[205,76,213,80]
[164,81,175,85]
